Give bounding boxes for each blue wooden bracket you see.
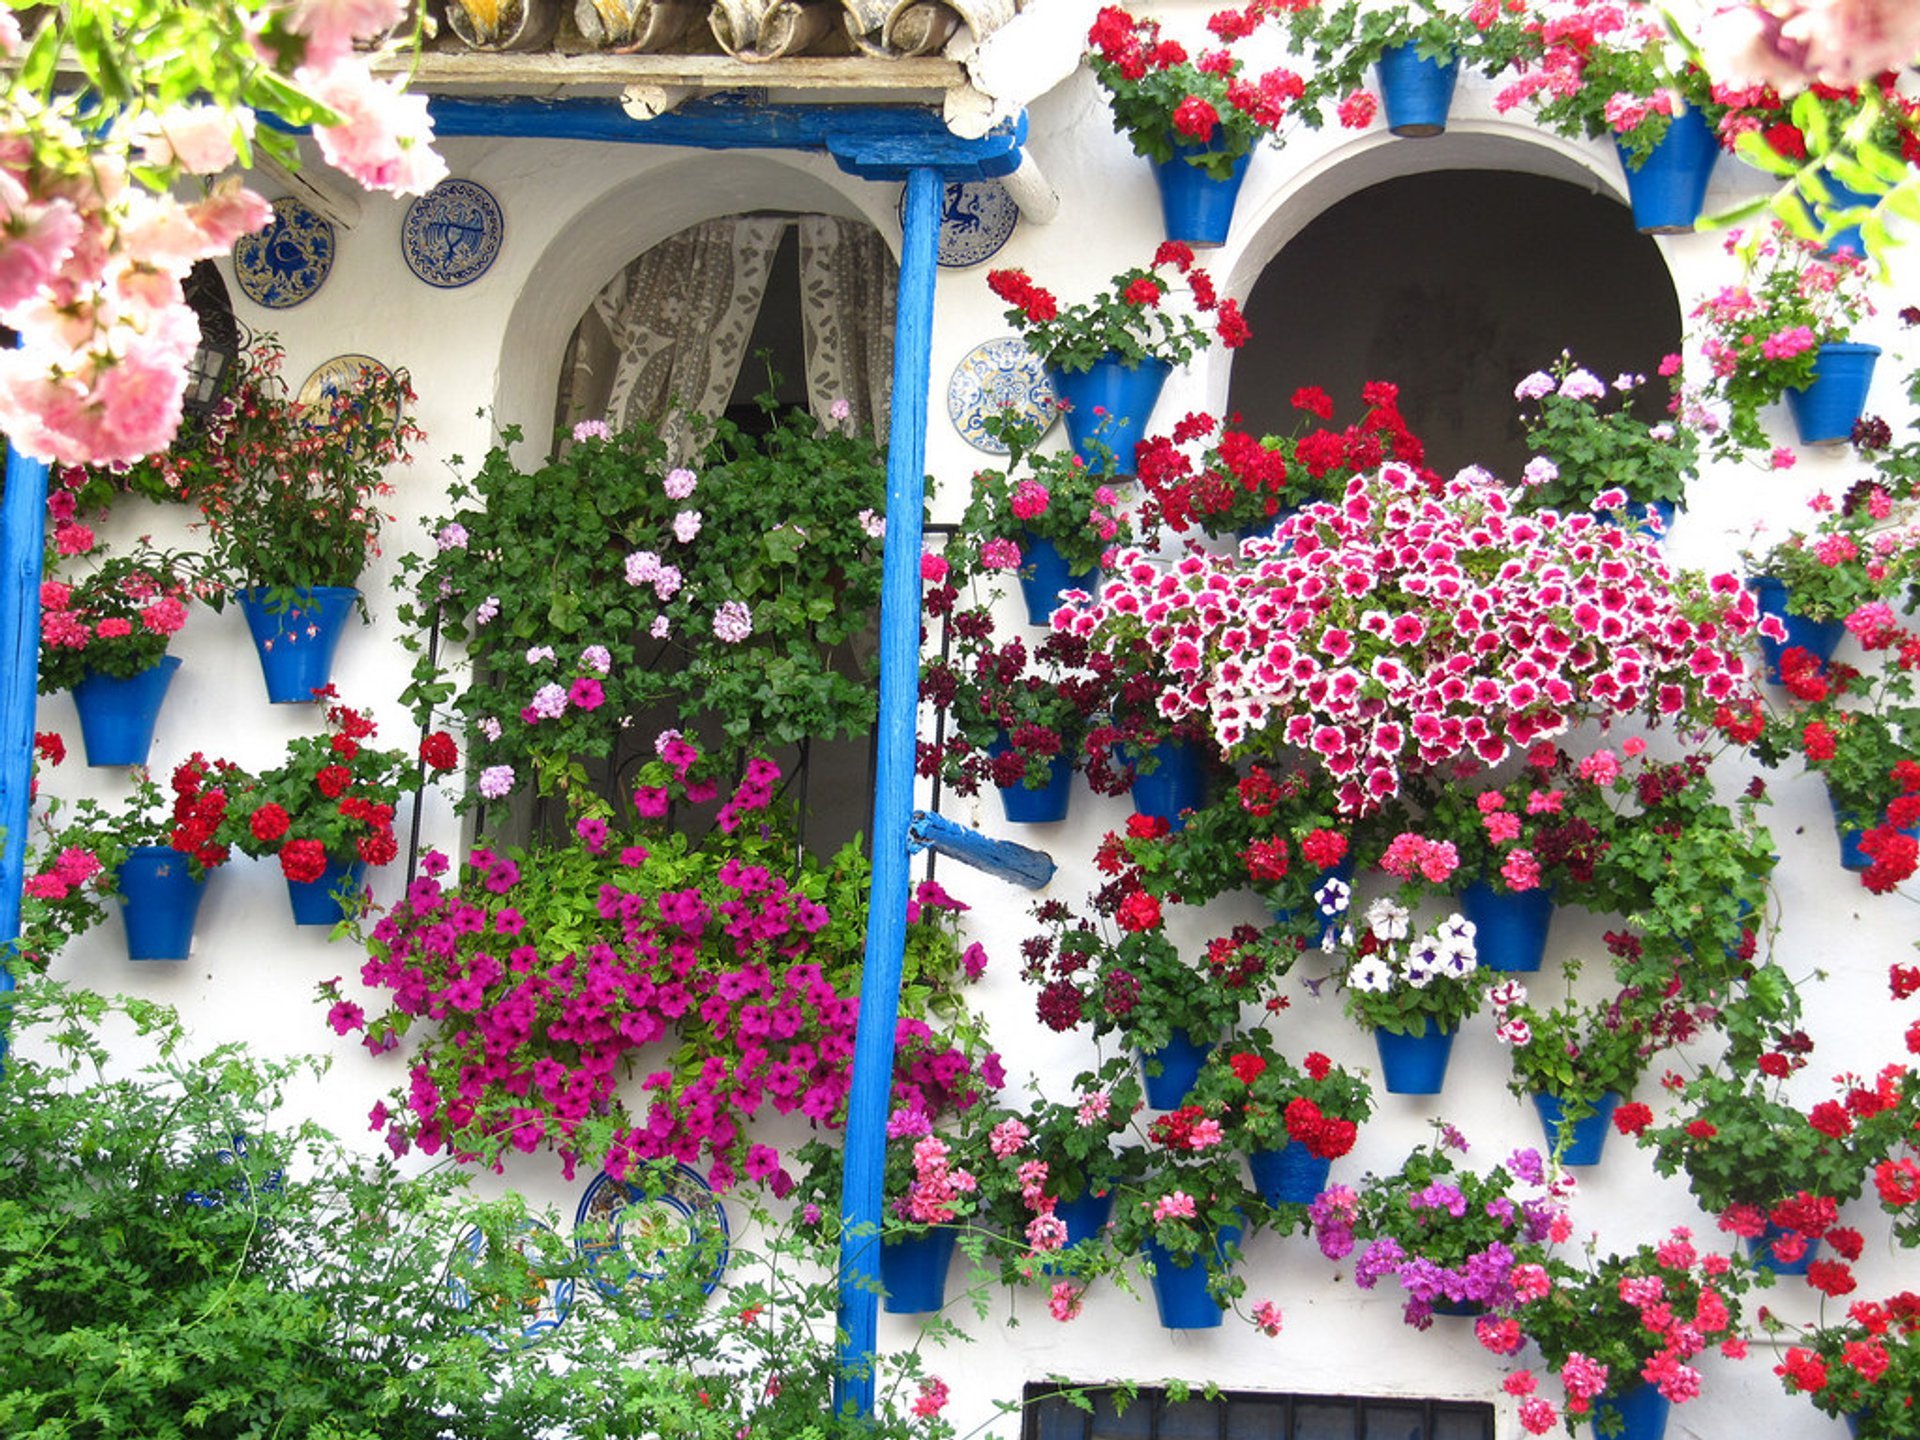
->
[426,95,1026,181]
[908,809,1055,890]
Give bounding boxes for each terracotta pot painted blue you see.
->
[1786,342,1880,446]
[987,733,1073,825]
[71,655,182,767]
[1826,785,1918,873]
[1373,1018,1456,1096]
[1049,355,1170,476]
[1430,1296,1485,1317]
[1617,107,1718,233]
[1374,42,1459,137]
[1846,1409,1865,1438]
[1142,1221,1242,1329]
[1247,1141,1333,1206]
[1747,575,1846,683]
[1746,1223,1824,1277]
[1016,531,1098,627]
[1591,1382,1671,1440]
[1138,1029,1213,1110]
[1126,737,1206,831]
[1053,1188,1114,1249]
[286,856,368,926]
[1151,146,1251,247]
[117,845,207,961]
[880,1226,957,1314]
[238,586,359,703]
[1531,1091,1621,1167]
[1460,881,1555,973]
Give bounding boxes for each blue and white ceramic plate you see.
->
[573,1163,729,1311]
[445,1218,574,1350]
[297,354,393,413]
[948,336,1057,454]
[902,179,1019,268]
[231,197,334,309]
[401,178,504,288]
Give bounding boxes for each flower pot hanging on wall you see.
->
[1459,882,1555,973]
[1048,355,1170,476]
[286,855,369,926]
[1126,737,1206,830]
[1531,1092,1621,1167]
[1246,1141,1333,1206]
[1590,1382,1671,1440]
[879,1226,957,1314]
[1016,532,1099,628]
[1374,43,1459,137]
[1617,107,1718,233]
[1746,576,1846,683]
[117,844,209,961]
[1373,1017,1457,1096]
[70,655,183,767]
[1784,342,1880,445]
[987,734,1074,826]
[1151,145,1251,247]
[1137,1029,1214,1110]
[1142,1220,1242,1329]
[238,587,360,704]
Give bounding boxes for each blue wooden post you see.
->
[909,810,1055,890]
[835,164,940,1418]
[0,443,51,1043]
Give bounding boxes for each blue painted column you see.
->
[1,444,51,1032]
[836,164,940,1417]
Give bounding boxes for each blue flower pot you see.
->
[1746,576,1846,683]
[71,655,182,767]
[987,732,1073,825]
[286,856,368,926]
[1459,881,1554,973]
[117,844,207,961]
[1142,1221,1242,1329]
[1531,1091,1621,1167]
[1138,1029,1213,1110]
[1126,737,1206,831]
[1375,43,1459,137]
[1617,106,1718,233]
[1592,1381,1671,1440]
[1819,174,1875,258]
[1054,1188,1114,1249]
[1786,342,1880,446]
[1016,531,1099,628]
[1373,1018,1456,1096]
[881,1226,957,1314]
[238,586,359,703]
[1267,858,1356,931]
[1151,147,1251,247]
[1049,355,1171,476]
[1247,1141,1333,1206]
[1746,1223,1824,1277]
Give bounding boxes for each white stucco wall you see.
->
[25,13,1920,1438]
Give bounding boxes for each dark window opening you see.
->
[1023,1385,1496,1440]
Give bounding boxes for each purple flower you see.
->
[478,764,514,799]
[712,600,752,643]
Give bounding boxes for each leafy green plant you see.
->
[987,249,1244,376]
[1282,0,1530,126]
[1510,352,1699,514]
[1185,1032,1373,1158]
[36,534,211,693]
[1492,962,1669,1112]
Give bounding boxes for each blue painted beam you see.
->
[908,810,1055,889]
[835,164,940,1419]
[0,444,51,1045]
[425,94,1026,180]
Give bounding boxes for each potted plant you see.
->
[1643,1067,1917,1273]
[1084,5,1306,243]
[38,534,211,766]
[221,695,443,925]
[182,336,423,701]
[1510,1228,1750,1439]
[1770,1292,1920,1440]
[963,409,1134,620]
[1495,0,1728,231]
[1282,0,1530,138]
[1318,887,1487,1094]
[1324,1129,1567,1326]
[1691,222,1879,455]
[987,246,1248,474]
[1509,352,1701,528]
[1186,1034,1373,1206]
[401,395,888,800]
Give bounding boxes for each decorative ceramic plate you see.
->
[297,354,393,413]
[947,336,1057,454]
[401,178,504,288]
[573,1163,729,1311]
[231,197,334,309]
[445,1218,575,1350]
[901,179,1019,268]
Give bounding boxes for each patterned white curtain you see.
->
[797,215,896,445]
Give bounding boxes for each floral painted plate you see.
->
[444,1217,574,1350]
[231,197,334,309]
[947,336,1057,454]
[401,178,504,288]
[573,1163,729,1311]
[901,179,1019,268]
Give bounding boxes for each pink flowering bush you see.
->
[962,411,1134,573]
[1050,461,1763,813]
[35,535,210,693]
[401,393,889,799]
[1692,223,1877,455]
[332,744,985,1189]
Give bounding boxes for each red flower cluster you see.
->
[167,753,238,870]
[1283,1096,1358,1159]
[986,267,1059,324]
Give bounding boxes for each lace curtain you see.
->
[556,214,896,449]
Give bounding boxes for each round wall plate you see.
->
[231,197,334,309]
[402,178,504,288]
